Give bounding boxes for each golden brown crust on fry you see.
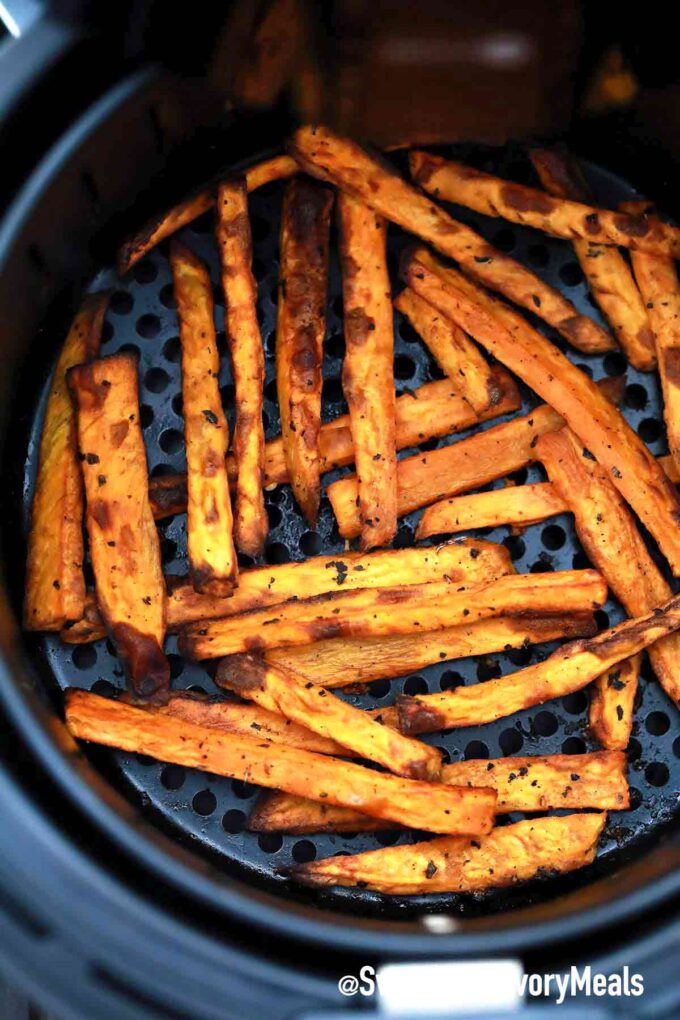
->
[417,482,567,540]
[402,246,680,575]
[398,593,680,734]
[589,655,640,751]
[276,178,333,523]
[68,354,169,702]
[249,791,389,834]
[267,613,597,686]
[171,240,237,595]
[117,154,298,275]
[411,150,680,257]
[536,427,680,708]
[24,292,109,630]
[215,654,442,780]
[291,813,607,893]
[338,193,397,548]
[289,125,609,352]
[529,149,655,371]
[65,689,496,835]
[217,177,267,556]
[179,570,606,659]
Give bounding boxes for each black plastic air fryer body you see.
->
[0,3,679,1018]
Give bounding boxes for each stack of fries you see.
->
[24,126,680,896]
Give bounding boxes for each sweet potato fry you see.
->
[327,375,621,539]
[276,178,333,523]
[338,193,397,548]
[146,369,521,518]
[64,689,496,835]
[266,613,597,686]
[215,654,442,780]
[170,240,237,595]
[620,201,680,476]
[180,570,606,659]
[61,539,514,644]
[159,693,348,756]
[250,750,628,833]
[398,593,680,734]
[416,482,567,540]
[402,246,680,574]
[529,148,655,371]
[117,154,298,274]
[536,427,680,708]
[68,354,169,702]
[217,177,267,556]
[291,813,607,893]
[395,287,498,414]
[24,292,109,630]
[410,150,680,258]
[589,655,641,751]
[289,125,611,353]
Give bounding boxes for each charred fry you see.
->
[410,150,680,258]
[529,148,655,371]
[68,354,168,701]
[402,246,680,575]
[171,240,237,595]
[589,655,641,751]
[215,654,442,780]
[395,287,497,414]
[398,594,680,734]
[291,813,607,893]
[65,689,496,835]
[180,570,606,659]
[417,483,567,540]
[217,177,267,555]
[24,292,109,630]
[289,125,611,353]
[536,426,680,709]
[118,154,298,274]
[338,193,397,548]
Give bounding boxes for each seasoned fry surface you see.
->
[171,240,237,595]
[276,178,333,523]
[417,482,567,540]
[68,354,168,701]
[338,193,397,548]
[217,177,267,556]
[25,292,109,630]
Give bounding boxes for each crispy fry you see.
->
[289,125,610,353]
[24,292,109,630]
[529,148,655,371]
[65,689,496,835]
[266,613,597,686]
[117,154,298,274]
[338,193,397,548]
[250,751,628,833]
[398,593,680,734]
[146,369,521,518]
[217,177,267,555]
[620,201,680,476]
[180,570,606,659]
[536,427,680,708]
[171,240,237,595]
[68,354,168,702]
[395,287,497,414]
[215,655,442,780]
[276,178,333,523]
[327,376,621,539]
[291,813,607,893]
[159,693,348,756]
[589,655,641,751]
[402,246,680,574]
[410,150,680,257]
[416,483,567,540]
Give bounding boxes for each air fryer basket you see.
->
[0,61,678,975]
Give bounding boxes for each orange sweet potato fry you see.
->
[65,689,496,835]
[589,655,641,752]
[291,813,607,893]
[24,291,109,630]
[416,482,568,540]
